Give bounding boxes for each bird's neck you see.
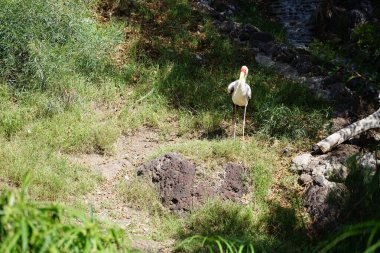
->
[238,72,246,86]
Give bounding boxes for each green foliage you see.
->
[234,0,286,42]
[0,137,100,201]
[252,72,330,139]
[0,174,133,252]
[179,200,256,241]
[177,235,255,253]
[352,24,380,59]
[344,156,380,222]
[0,0,124,90]
[319,221,380,253]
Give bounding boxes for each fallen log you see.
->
[314,108,380,153]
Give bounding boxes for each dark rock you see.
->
[294,54,313,74]
[249,32,275,44]
[212,0,229,12]
[137,153,196,211]
[238,32,250,42]
[321,75,343,87]
[349,9,368,28]
[219,163,247,201]
[272,44,296,63]
[217,20,237,33]
[304,182,349,231]
[243,23,261,33]
[139,154,249,212]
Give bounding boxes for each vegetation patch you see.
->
[0,175,133,253]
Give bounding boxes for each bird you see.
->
[228,66,251,140]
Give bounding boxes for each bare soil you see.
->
[69,127,181,252]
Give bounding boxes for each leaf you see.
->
[21,217,28,252]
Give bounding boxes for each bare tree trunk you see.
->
[314,109,380,153]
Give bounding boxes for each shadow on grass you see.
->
[117,0,331,139]
[175,195,313,252]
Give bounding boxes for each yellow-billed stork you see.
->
[228,66,251,139]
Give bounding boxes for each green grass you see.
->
[0,175,134,253]
[0,0,336,251]
[0,0,126,90]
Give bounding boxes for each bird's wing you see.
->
[247,84,251,99]
[227,80,238,94]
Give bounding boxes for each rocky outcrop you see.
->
[137,153,248,212]
[291,146,379,230]
[137,153,196,211]
[269,0,324,48]
[314,0,376,40]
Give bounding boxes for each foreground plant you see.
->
[319,221,380,253]
[0,174,133,253]
[177,235,255,253]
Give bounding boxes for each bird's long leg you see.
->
[243,104,247,140]
[233,104,237,140]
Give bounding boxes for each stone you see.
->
[272,45,296,64]
[137,153,196,211]
[290,153,312,173]
[299,174,312,186]
[357,152,377,176]
[219,163,247,201]
[314,175,325,186]
[249,32,274,44]
[217,20,236,33]
[294,54,313,74]
[303,182,349,231]
[138,154,249,212]
[255,54,276,68]
[349,9,368,28]
[243,24,261,33]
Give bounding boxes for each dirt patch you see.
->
[69,127,181,252]
[138,153,249,212]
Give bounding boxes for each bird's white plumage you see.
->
[228,80,251,107]
[228,66,251,139]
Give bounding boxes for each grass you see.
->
[0,174,134,253]
[0,0,336,251]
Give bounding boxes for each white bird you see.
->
[228,66,251,140]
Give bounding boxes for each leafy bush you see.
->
[0,174,133,252]
[0,0,124,89]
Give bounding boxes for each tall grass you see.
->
[0,0,125,90]
[177,235,255,253]
[0,174,133,252]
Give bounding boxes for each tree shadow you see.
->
[117,0,331,139]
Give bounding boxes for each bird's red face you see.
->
[240,66,248,78]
